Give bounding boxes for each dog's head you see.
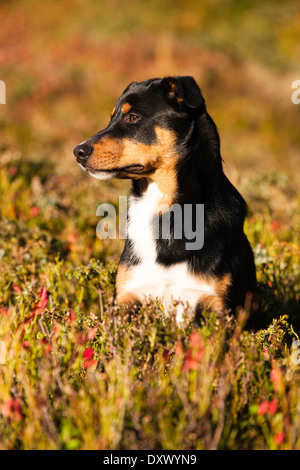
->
[74,76,206,189]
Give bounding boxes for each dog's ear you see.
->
[122,81,139,94]
[162,76,205,110]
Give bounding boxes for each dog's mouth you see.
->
[86,164,145,175]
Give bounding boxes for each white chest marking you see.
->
[126,182,216,321]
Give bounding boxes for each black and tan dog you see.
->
[74,76,256,320]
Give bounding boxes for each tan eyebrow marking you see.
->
[122,103,131,114]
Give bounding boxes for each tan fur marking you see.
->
[111,107,116,117]
[152,127,178,206]
[115,264,138,305]
[88,126,179,203]
[196,273,232,313]
[168,82,183,103]
[153,164,178,208]
[215,273,232,301]
[122,140,158,169]
[123,127,178,204]
[89,137,124,169]
[117,291,139,305]
[197,294,225,313]
[122,103,131,114]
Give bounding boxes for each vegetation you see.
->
[0,0,299,450]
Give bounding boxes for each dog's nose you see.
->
[73,143,93,165]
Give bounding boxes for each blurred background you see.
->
[1,1,300,449]
[0,0,299,263]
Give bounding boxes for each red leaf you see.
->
[32,287,48,315]
[8,166,17,176]
[182,332,204,371]
[83,347,96,369]
[275,432,285,445]
[258,401,269,416]
[22,340,30,349]
[1,398,14,417]
[52,324,60,343]
[30,206,40,218]
[87,327,97,341]
[1,398,23,420]
[39,287,48,309]
[69,310,76,322]
[271,220,280,231]
[83,348,94,361]
[1,307,9,317]
[83,359,97,370]
[12,283,22,294]
[189,331,202,348]
[68,233,77,243]
[269,399,278,415]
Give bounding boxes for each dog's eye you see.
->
[125,113,140,123]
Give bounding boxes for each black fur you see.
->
[74,76,257,313]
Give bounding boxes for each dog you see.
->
[74,76,256,321]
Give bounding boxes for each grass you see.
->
[0,0,300,451]
[0,120,300,452]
